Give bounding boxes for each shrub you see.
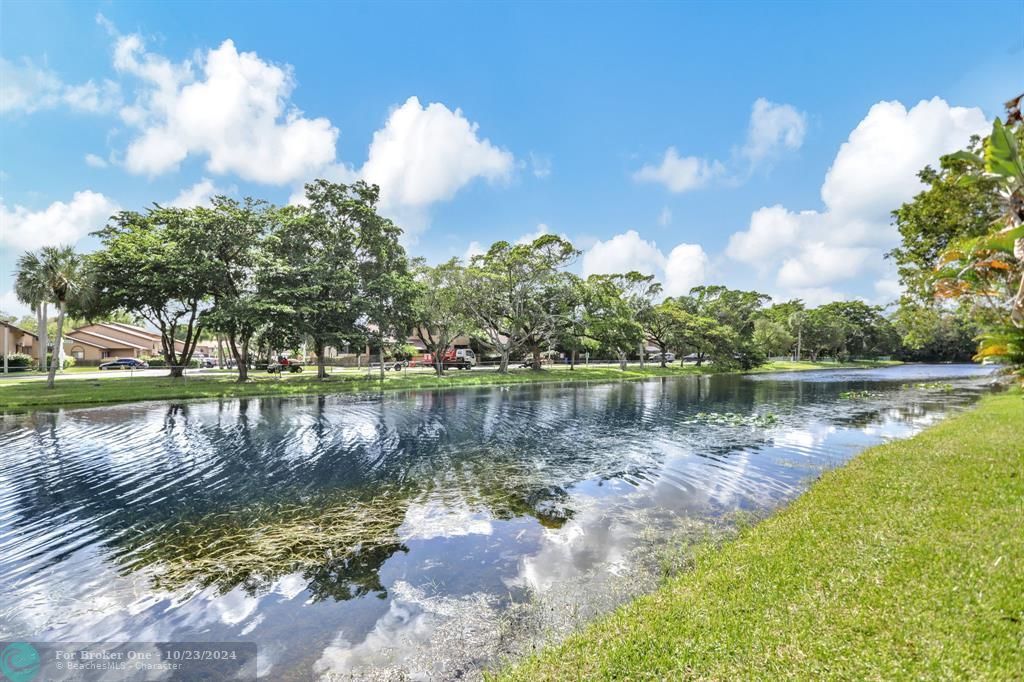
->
[4,353,35,369]
[45,353,77,370]
[141,356,199,369]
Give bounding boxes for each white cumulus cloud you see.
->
[0,191,119,249]
[663,243,709,296]
[725,204,802,267]
[725,97,989,297]
[582,230,708,296]
[113,33,338,184]
[290,95,516,238]
[583,230,666,277]
[361,96,514,209]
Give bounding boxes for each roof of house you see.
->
[0,321,38,339]
[104,322,162,340]
[75,322,160,343]
[66,329,150,351]
[63,335,108,350]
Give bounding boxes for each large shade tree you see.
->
[260,180,411,379]
[581,272,659,370]
[410,259,474,376]
[199,196,275,382]
[675,285,769,368]
[462,234,577,373]
[91,207,211,378]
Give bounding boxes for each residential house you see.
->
[1,321,38,356]
[64,322,213,363]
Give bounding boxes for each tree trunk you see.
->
[638,341,645,368]
[498,349,509,373]
[238,339,249,382]
[38,302,48,372]
[1012,235,1024,327]
[531,344,541,371]
[228,333,249,382]
[695,352,704,367]
[379,346,385,382]
[46,304,65,388]
[618,350,627,371]
[570,341,575,370]
[316,340,327,379]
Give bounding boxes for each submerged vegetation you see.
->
[838,389,883,400]
[682,411,779,427]
[498,391,1024,680]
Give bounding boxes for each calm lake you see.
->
[0,364,996,680]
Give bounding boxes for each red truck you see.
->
[417,348,476,370]
[267,354,304,374]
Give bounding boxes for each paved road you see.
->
[0,368,207,382]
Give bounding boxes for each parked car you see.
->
[99,358,150,370]
[196,356,217,368]
[648,352,675,363]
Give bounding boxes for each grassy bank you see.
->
[0,360,900,412]
[498,391,1024,680]
[745,359,901,373]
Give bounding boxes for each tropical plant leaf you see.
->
[945,150,983,167]
[985,118,1024,182]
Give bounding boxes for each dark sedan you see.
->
[98,358,150,370]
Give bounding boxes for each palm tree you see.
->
[14,251,49,372]
[15,246,90,388]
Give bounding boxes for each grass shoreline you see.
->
[496,390,1024,680]
[0,360,901,412]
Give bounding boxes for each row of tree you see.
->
[413,241,976,374]
[11,181,415,386]
[17,126,1017,389]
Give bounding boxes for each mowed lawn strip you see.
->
[497,391,1024,680]
[0,360,899,411]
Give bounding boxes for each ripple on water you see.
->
[0,364,995,678]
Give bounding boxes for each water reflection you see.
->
[0,364,994,679]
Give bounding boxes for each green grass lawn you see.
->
[496,391,1024,680]
[745,358,901,373]
[0,359,901,411]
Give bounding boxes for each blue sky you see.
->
[2,0,1022,316]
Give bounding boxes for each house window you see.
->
[71,347,85,360]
